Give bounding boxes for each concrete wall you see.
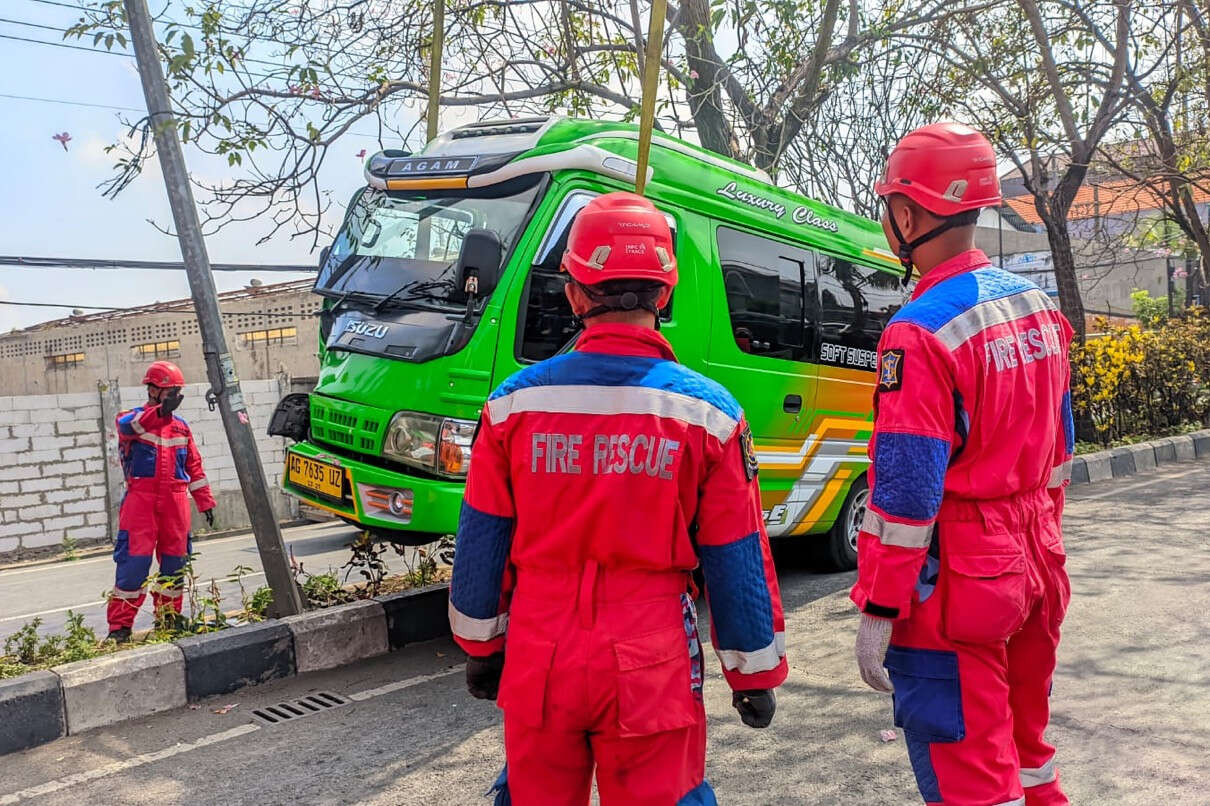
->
[0,285,321,397]
[0,379,297,561]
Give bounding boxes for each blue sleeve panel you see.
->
[696,532,775,652]
[1061,390,1075,455]
[872,432,950,522]
[449,501,514,620]
[116,407,141,435]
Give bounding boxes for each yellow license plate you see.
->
[287,453,346,500]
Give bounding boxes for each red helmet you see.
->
[143,360,185,388]
[561,192,677,288]
[875,122,1001,216]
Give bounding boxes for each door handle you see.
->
[783,394,802,414]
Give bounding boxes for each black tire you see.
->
[821,475,868,571]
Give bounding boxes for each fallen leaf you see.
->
[879,729,897,743]
[212,703,239,715]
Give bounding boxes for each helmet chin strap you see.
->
[577,283,662,321]
[886,206,970,286]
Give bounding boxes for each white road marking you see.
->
[1075,465,1207,501]
[0,601,108,623]
[0,664,464,803]
[0,724,260,804]
[0,525,351,578]
[347,665,465,701]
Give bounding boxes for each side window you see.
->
[816,256,905,371]
[718,227,815,363]
[518,192,675,363]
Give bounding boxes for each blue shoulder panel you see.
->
[891,267,1040,333]
[872,432,949,521]
[489,352,744,422]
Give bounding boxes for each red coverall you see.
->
[851,249,1075,806]
[107,404,215,630]
[450,323,788,806]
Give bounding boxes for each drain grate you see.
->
[251,691,349,726]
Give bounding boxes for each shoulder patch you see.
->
[878,349,904,392]
[739,424,759,481]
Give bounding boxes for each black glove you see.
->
[732,689,776,728]
[204,509,215,528]
[160,389,184,415]
[466,652,505,700]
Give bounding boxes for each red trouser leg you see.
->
[106,491,158,631]
[887,498,1068,806]
[499,568,711,806]
[1009,515,1071,806]
[150,489,192,617]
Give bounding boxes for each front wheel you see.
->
[821,476,868,571]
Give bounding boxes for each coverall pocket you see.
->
[497,634,556,729]
[885,645,964,743]
[942,551,1029,643]
[613,627,697,737]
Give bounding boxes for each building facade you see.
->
[0,279,322,396]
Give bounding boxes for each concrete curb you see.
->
[54,642,185,734]
[0,671,64,756]
[0,582,452,757]
[1070,428,1210,486]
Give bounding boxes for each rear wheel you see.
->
[821,475,868,571]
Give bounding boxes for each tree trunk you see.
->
[1037,209,1087,340]
[675,0,739,160]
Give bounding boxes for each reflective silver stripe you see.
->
[861,509,934,548]
[934,289,1056,350]
[152,586,184,599]
[1020,756,1057,787]
[993,799,1025,806]
[1048,459,1072,488]
[137,432,190,448]
[714,631,785,674]
[188,478,210,491]
[129,414,147,435]
[486,385,739,442]
[110,586,143,600]
[448,599,508,643]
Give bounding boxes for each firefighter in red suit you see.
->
[851,123,1075,806]
[449,192,788,805]
[106,361,216,642]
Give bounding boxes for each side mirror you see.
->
[318,245,331,271]
[456,228,503,298]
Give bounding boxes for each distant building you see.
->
[0,279,321,396]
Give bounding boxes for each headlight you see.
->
[382,411,475,478]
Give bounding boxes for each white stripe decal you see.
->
[861,509,934,548]
[1020,756,1057,787]
[713,631,785,674]
[487,385,739,442]
[448,599,508,643]
[189,478,210,491]
[934,289,1057,350]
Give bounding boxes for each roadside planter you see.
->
[0,583,452,756]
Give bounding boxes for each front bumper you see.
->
[282,440,465,540]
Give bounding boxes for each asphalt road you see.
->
[3,461,1209,805]
[0,522,409,638]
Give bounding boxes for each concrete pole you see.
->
[426,1,444,143]
[123,0,302,616]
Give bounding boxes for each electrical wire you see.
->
[0,299,319,318]
[0,91,143,113]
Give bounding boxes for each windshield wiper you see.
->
[373,277,455,313]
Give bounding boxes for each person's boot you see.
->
[106,627,132,644]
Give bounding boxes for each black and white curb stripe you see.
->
[1070,429,1210,486]
[0,583,451,757]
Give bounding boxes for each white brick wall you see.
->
[0,379,294,558]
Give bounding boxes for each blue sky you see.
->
[0,0,399,332]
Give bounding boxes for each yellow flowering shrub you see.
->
[1071,307,1210,445]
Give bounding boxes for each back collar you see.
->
[575,323,678,361]
[912,249,993,300]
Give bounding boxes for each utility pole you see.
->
[123,0,303,617]
[426,1,444,142]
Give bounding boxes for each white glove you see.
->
[855,613,894,693]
